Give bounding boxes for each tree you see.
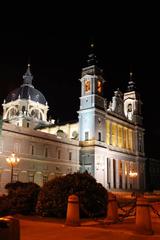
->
[36,172,107,218]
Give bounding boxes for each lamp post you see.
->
[6,153,20,183]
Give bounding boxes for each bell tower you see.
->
[78,44,107,181]
[124,72,143,125]
[78,44,106,142]
[80,52,105,111]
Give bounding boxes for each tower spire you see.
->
[87,42,98,66]
[82,42,102,77]
[22,64,33,85]
[127,71,136,91]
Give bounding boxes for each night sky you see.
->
[0,14,159,158]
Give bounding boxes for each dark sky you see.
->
[0,9,159,157]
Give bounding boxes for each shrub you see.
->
[5,181,41,215]
[0,195,10,217]
[36,172,107,218]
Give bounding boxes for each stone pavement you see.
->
[19,215,160,240]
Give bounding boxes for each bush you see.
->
[36,172,107,218]
[5,181,41,215]
[0,195,10,217]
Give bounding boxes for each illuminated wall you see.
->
[118,125,123,148]
[128,129,133,150]
[106,120,133,150]
[0,122,80,193]
[106,120,110,145]
[40,122,79,139]
[111,123,117,147]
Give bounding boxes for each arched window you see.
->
[40,112,43,120]
[10,108,16,117]
[22,106,25,112]
[127,104,133,120]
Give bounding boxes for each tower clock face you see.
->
[85,80,90,92]
[97,80,102,94]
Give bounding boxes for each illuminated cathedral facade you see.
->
[0,52,146,193]
[78,64,145,190]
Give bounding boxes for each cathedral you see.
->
[0,49,146,193]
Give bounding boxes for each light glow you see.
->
[6,152,20,183]
[129,171,138,178]
[97,80,102,93]
[85,80,90,92]
[6,153,20,167]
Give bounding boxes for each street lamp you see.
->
[129,171,138,178]
[129,170,138,189]
[6,153,20,183]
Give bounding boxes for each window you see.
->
[58,149,61,159]
[31,145,34,155]
[127,104,133,120]
[85,132,89,141]
[14,143,20,153]
[98,132,101,141]
[97,80,102,94]
[43,175,48,185]
[138,133,143,152]
[85,80,90,92]
[40,113,42,120]
[10,108,16,117]
[29,175,34,182]
[72,131,78,139]
[45,148,48,157]
[69,151,72,160]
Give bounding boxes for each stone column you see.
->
[122,127,124,148]
[110,158,114,189]
[127,161,131,189]
[122,160,126,189]
[104,157,108,189]
[116,159,119,189]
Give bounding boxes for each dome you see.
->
[5,85,47,105]
[5,64,47,105]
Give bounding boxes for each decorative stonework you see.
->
[107,89,125,117]
[2,65,54,129]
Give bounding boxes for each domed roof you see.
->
[5,65,47,105]
[6,85,47,105]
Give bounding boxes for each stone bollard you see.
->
[65,194,80,226]
[136,197,153,235]
[0,216,20,240]
[106,192,118,223]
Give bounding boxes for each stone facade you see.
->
[0,54,147,192]
[77,62,146,191]
[0,123,80,194]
